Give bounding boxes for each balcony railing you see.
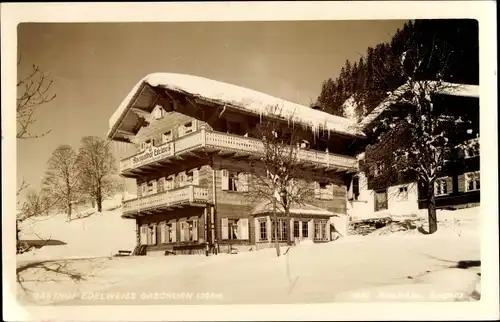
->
[123,185,209,214]
[120,129,358,173]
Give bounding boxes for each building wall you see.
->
[348,170,422,220]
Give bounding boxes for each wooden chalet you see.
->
[107,73,365,255]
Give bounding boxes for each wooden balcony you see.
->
[122,185,209,218]
[120,129,358,177]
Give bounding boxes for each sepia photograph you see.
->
[2,2,498,321]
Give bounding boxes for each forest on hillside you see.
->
[315,19,479,121]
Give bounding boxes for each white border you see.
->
[2,1,498,321]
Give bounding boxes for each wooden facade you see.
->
[108,78,362,255]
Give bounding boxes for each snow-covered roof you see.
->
[251,200,334,216]
[358,81,479,129]
[108,73,365,140]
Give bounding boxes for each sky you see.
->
[16,20,406,200]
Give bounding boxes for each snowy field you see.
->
[16,206,480,305]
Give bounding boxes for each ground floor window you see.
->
[221,217,249,240]
[314,220,328,241]
[465,171,480,192]
[293,221,300,238]
[179,219,198,242]
[271,219,288,242]
[374,189,388,212]
[259,219,267,241]
[434,177,450,196]
[302,221,309,238]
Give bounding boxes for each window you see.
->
[270,219,288,242]
[162,130,172,143]
[302,221,309,238]
[154,106,165,120]
[398,186,408,201]
[221,170,248,192]
[179,221,197,242]
[165,223,176,243]
[146,181,154,194]
[259,219,267,241]
[157,178,165,193]
[184,121,194,134]
[465,171,480,191]
[186,172,193,185]
[353,177,360,200]
[314,220,328,241]
[372,163,385,177]
[165,176,174,190]
[434,178,450,196]
[315,182,333,200]
[221,218,249,240]
[293,221,300,238]
[374,189,388,212]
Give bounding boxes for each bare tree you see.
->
[76,136,120,212]
[41,145,81,222]
[247,106,315,257]
[17,189,56,253]
[17,58,56,140]
[355,34,477,234]
[16,59,57,199]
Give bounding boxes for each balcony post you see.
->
[189,185,194,203]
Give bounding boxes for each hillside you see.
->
[18,194,137,261]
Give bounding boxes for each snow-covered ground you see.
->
[16,206,480,305]
[18,194,137,261]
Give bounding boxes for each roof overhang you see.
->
[107,73,367,143]
[358,81,480,130]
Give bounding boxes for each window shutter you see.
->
[238,173,249,192]
[192,119,198,132]
[179,221,185,242]
[179,172,186,187]
[347,179,354,200]
[151,180,157,194]
[140,225,147,245]
[137,184,143,198]
[171,222,177,243]
[193,169,200,185]
[193,219,198,241]
[446,177,453,195]
[178,124,185,137]
[142,183,147,196]
[254,218,259,242]
[160,222,166,243]
[221,170,229,191]
[150,224,157,245]
[221,217,229,240]
[314,182,321,198]
[237,218,249,240]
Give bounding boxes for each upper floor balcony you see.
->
[120,128,358,178]
[122,185,209,218]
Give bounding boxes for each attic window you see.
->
[184,121,193,134]
[154,106,165,120]
[163,130,172,143]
